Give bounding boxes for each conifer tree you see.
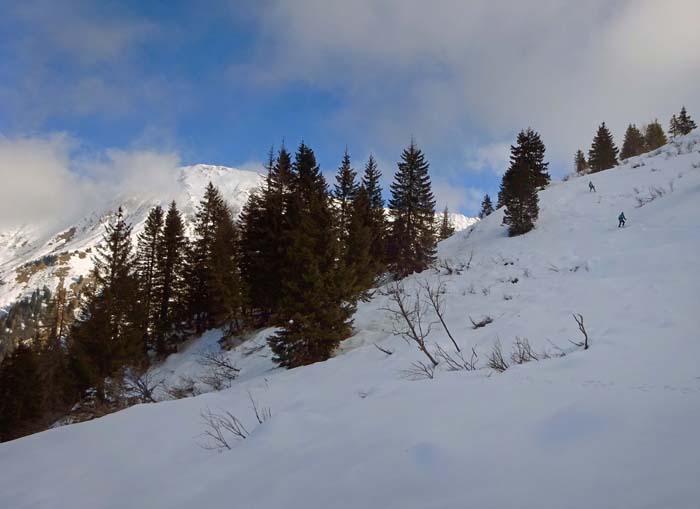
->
[361,155,387,273]
[333,149,359,243]
[438,206,455,240]
[268,143,353,368]
[0,344,41,441]
[677,106,697,135]
[345,185,376,297]
[479,194,494,218]
[669,114,680,137]
[643,120,667,151]
[588,122,619,172]
[515,128,550,188]
[70,207,143,401]
[574,150,588,175]
[500,130,545,236]
[136,205,164,352]
[387,140,437,277]
[186,183,228,332]
[620,124,645,160]
[155,201,187,355]
[207,205,245,333]
[239,147,293,321]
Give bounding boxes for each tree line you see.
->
[574,106,696,175]
[0,140,441,441]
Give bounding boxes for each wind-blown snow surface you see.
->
[2,136,700,508]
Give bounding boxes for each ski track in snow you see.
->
[1,135,700,509]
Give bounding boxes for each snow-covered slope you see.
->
[2,135,699,508]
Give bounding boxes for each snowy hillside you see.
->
[2,135,700,508]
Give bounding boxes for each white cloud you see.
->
[0,134,181,232]
[465,142,511,175]
[241,0,700,173]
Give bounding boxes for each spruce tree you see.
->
[669,114,680,137]
[515,128,550,189]
[479,194,494,218]
[500,130,544,236]
[677,106,697,135]
[0,344,42,441]
[268,143,353,368]
[70,207,143,401]
[588,122,619,172]
[333,149,359,244]
[239,147,294,321]
[574,150,588,175]
[345,185,376,297]
[361,154,387,274]
[207,205,245,334]
[620,124,646,160]
[155,201,187,355]
[387,140,437,277]
[135,205,164,352]
[186,183,228,332]
[438,206,455,240]
[643,120,667,151]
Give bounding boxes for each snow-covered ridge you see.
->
[2,134,698,508]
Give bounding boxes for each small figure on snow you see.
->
[618,211,626,228]
[589,181,596,192]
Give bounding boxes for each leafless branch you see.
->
[248,391,271,425]
[373,343,394,356]
[434,344,478,372]
[487,340,509,372]
[200,407,250,451]
[570,313,589,350]
[380,281,439,367]
[400,360,436,380]
[420,277,460,352]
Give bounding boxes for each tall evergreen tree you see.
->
[155,201,187,355]
[207,205,245,333]
[588,122,619,172]
[574,150,588,175]
[345,185,376,297]
[438,206,455,240]
[479,194,494,218]
[268,143,353,368]
[515,128,550,189]
[387,140,437,277]
[620,124,646,160]
[70,207,143,401]
[361,155,387,273]
[186,183,228,332]
[677,106,697,135]
[333,149,359,243]
[643,120,667,151]
[135,205,164,352]
[500,130,545,236]
[239,147,293,321]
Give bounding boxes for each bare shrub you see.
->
[438,258,466,275]
[469,315,493,329]
[248,391,271,425]
[420,277,460,352]
[481,287,490,296]
[198,349,240,390]
[570,313,589,350]
[510,337,539,364]
[435,344,478,372]
[122,369,163,404]
[487,340,509,372]
[200,408,250,450]
[381,281,438,367]
[400,360,436,380]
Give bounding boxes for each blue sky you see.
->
[1,0,699,216]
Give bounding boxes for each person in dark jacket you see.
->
[589,181,596,192]
[618,212,626,227]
